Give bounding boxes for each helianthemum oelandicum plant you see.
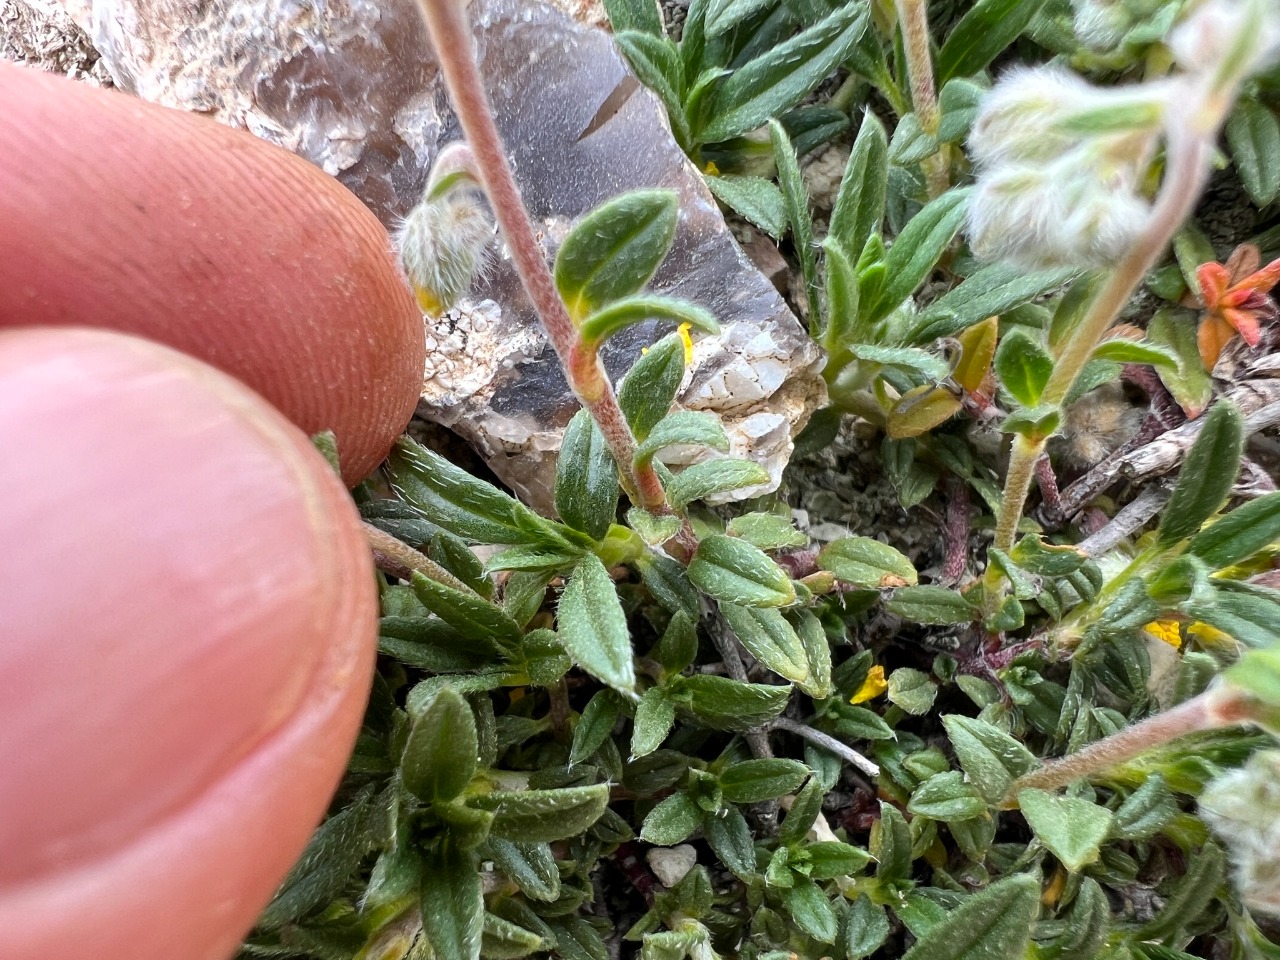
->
[1193,243,1280,370]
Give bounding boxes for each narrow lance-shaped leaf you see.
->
[865,189,970,322]
[937,0,1050,84]
[470,784,611,842]
[674,673,791,730]
[821,237,861,351]
[1157,400,1244,546]
[701,2,869,143]
[614,33,692,150]
[412,571,524,653]
[829,111,888,262]
[421,837,484,960]
[602,0,664,36]
[554,189,679,321]
[1188,491,1280,569]
[770,119,819,330]
[389,437,570,548]
[1226,97,1280,207]
[556,409,619,543]
[558,554,636,694]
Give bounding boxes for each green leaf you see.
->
[674,674,791,730]
[632,686,677,757]
[719,758,811,803]
[795,609,833,700]
[701,2,868,142]
[872,802,913,885]
[937,0,1050,84]
[628,506,683,545]
[805,840,873,878]
[602,0,664,35]
[848,343,951,379]
[889,112,939,165]
[1148,308,1214,418]
[636,551,701,617]
[719,603,808,683]
[1018,788,1113,872]
[819,536,918,588]
[829,112,889,263]
[570,689,622,766]
[412,572,523,653]
[705,174,788,238]
[1226,97,1280,207]
[259,786,381,929]
[1157,401,1245,546]
[635,410,729,467]
[558,554,636,694]
[486,838,561,901]
[481,913,546,958]
[579,295,719,346]
[690,536,796,606]
[654,609,699,673]
[402,687,479,803]
[908,771,986,821]
[1111,774,1177,841]
[771,119,819,326]
[389,437,569,548]
[1135,842,1225,943]
[937,77,987,143]
[556,409,619,542]
[704,803,756,878]
[619,333,686,441]
[779,775,826,846]
[1187,491,1280,568]
[899,875,1040,960]
[727,511,808,550]
[866,189,970,321]
[888,667,937,715]
[555,190,679,320]
[641,791,703,845]
[942,715,1038,806]
[844,896,891,959]
[886,585,977,625]
[471,785,610,842]
[994,328,1054,407]
[911,264,1075,342]
[668,458,771,509]
[784,878,838,943]
[1040,877,1109,960]
[421,837,483,960]
[1009,535,1087,576]
[822,238,862,350]
[615,33,692,150]
[706,0,776,36]
[1091,338,1178,369]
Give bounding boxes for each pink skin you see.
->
[0,61,426,486]
[0,328,378,960]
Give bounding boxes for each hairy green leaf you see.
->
[1157,401,1245,546]
[899,875,1040,960]
[690,536,796,606]
[558,554,636,694]
[402,687,479,803]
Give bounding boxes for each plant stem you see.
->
[770,716,880,777]
[991,130,1214,557]
[363,522,476,595]
[1003,685,1255,803]
[895,0,948,197]
[415,0,668,514]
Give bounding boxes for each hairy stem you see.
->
[1004,686,1255,803]
[896,0,947,197]
[364,522,476,595]
[992,130,1214,556]
[416,0,668,514]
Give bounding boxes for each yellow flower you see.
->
[1187,622,1237,650]
[703,160,720,176]
[677,322,695,365]
[1143,620,1183,649]
[851,665,887,704]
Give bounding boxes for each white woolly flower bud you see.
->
[395,189,493,318]
[969,155,1152,270]
[1169,0,1280,82]
[1201,750,1280,917]
[968,67,1094,166]
[1071,0,1134,51]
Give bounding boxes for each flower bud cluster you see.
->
[967,67,1168,270]
[1201,750,1280,917]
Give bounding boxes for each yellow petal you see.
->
[703,160,721,176]
[1187,622,1236,649]
[678,322,695,366]
[1143,620,1183,649]
[851,665,887,704]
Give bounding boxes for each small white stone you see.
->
[646,844,697,887]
